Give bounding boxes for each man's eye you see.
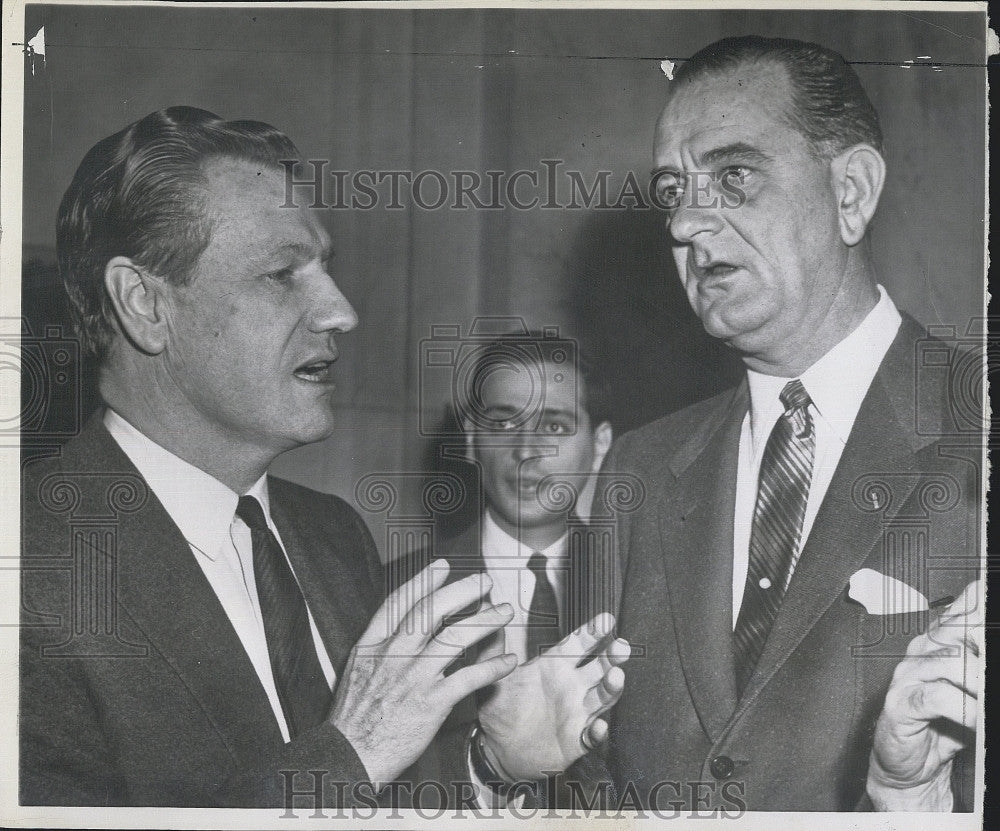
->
[721,166,749,184]
[544,421,571,435]
[654,179,684,209]
[264,268,294,283]
[661,186,684,206]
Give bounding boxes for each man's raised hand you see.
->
[330,560,517,786]
[867,579,982,811]
[478,612,630,782]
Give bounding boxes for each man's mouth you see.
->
[508,475,543,492]
[293,359,336,383]
[690,256,741,280]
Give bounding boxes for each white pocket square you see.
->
[848,568,930,615]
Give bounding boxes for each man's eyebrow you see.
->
[265,239,335,262]
[482,404,577,419]
[699,142,772,167]
[650,164,681,179]
[538,405,578,420]
[651,143,773,179]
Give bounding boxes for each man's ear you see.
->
[830,144,886,247]
[462,419,476,463]
[590,421,613,473]
[103,257,169,355]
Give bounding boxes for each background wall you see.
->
[20,5,988,547]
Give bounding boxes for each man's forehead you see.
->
[654,61,794,153]
[480,360,582,407]
[201,157,328,255]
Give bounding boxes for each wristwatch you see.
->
[468,722,516,798]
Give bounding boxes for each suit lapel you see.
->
[440,522,487,582]
[738,320,934,703]
[566,514,614,634]
[70,421,289,759]
[269,487,374,674]
[659,384,747,740]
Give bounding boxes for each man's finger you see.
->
[594,638,632,673]
[941,579,983,622]
[440,652,519,705]
[930,579,983,650]
[426,603,514,658]
[932,615,982,657]
[892,680,977,730]
[890,654,977,698]
[584,717,609,750]
[358,559,452,646]
[400,571,494,644]
[583,665,625,713]
[559,613,616,659]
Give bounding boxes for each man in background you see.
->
[392,331,626,804]
[601,35,981,811]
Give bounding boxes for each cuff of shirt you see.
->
[466,730,526,810]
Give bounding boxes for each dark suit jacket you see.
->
[20,415,384,807]
[600,316,980,811]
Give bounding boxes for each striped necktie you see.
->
[733,379,815,695]
[237,495,332,737]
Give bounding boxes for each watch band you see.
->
[468,722,515,798]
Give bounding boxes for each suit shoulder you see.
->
[21,452,63,496]
[384,524,469,571]
[610,385,743,466]
[268,476,357,517]
[267,476,374,544]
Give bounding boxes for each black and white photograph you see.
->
[1,1,989,827]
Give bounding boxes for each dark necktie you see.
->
[733,379,815,695]
[525,552,562,660]
[236,495,331,738]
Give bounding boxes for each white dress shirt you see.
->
[104,409,335,742]
[467,510,569,805]
[481,509,568,663]
[731,285,903,625]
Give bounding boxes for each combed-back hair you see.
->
[672,35,883,159]
[459,329,613,431]
[57,106,300,360]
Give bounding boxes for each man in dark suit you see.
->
[19,107,625,808]
[394,333,627,802]
[601,36,981,812]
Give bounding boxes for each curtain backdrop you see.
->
[21,5,987,552]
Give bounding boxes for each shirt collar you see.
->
[103,408,270,561]
[746,285,902,453]
[481,509,567,563]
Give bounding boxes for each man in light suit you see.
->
[19,107,624,807]
[601,35,982,812]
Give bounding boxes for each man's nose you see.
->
[513,441,544,462]
[667,190,725,244]
[308,270,359,334]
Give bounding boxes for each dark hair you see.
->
[672,35,883,158]
[57,106,300,361]
[460,330,612,431]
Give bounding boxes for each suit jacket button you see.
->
[710,755,735,780]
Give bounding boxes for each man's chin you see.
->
[281,416,338,450]
[699,305,770,345]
